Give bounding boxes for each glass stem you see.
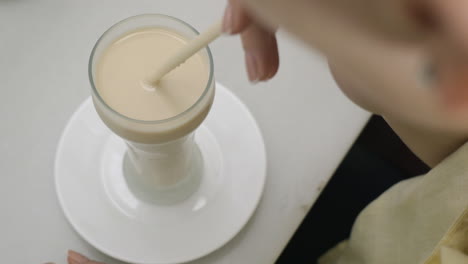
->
[123,133,202,204]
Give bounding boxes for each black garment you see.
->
[276,116,429,263]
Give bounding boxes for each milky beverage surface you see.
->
[96,28,209,121]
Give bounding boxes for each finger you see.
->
[406,0,438,29]
[67,256,106,264]
[68,250,89,264]
[432,0,468,52]
[223,0,252,34]
[241,24,279,82]
[68,250,106,264]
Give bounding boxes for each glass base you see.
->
[122,146,203,205]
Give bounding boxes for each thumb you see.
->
[432,0,468,51]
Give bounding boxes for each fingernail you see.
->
[246,52,259,83]
[222,4,234,34]
[266,67,277,80]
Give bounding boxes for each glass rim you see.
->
[88,14,215,125]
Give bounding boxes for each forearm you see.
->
[384,115,468,167]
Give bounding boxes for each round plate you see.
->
[55,83,267,264]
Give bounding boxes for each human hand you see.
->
[239,0,468,52]
[222,0,279,83]
[234,0,468,106]
[67,250,105,264]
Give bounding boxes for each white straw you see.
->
[147,20,223,85]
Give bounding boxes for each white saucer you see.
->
[55,83,266,264]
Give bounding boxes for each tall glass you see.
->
[89,14,215,204]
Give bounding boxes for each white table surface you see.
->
[0,1,370,263]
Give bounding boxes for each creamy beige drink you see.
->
[96,28,209,121]
[91,25,215,144]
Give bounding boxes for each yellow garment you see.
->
[440,247,468,264]
[424,206,468,264]
[319,143,468,264]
